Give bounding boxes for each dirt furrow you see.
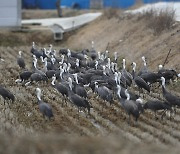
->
[91,99,152,143]
[141,114,180,141]
[92,96,180,146]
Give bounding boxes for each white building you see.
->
[0,0,21,27]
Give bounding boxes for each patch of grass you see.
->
[138,8,175,35]
[169,80,180,93]
[104,8,120,19]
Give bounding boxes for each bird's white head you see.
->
[95,60,98,69]
[98,51,100,58]
[125,89,130,100]
[68,63,71,67]
[102,65,106,75]
[73,73,78,84]
[40,56,44,63]
[36,88,41,100]
[0,58,5,62]
[117,84,121,90]
[107,58,110,63]
[49,44,52,48]
[114,52,117,61]
[116,85,121,98]
[114,71,118,76]
[73,73,78,77]
[33,57,38,68]
[158,64,163,70]
[142,56,145,61]
[63,62,67,70]
[68,77,72,84]
[36,87,41,93]
[136,98,143,104]
[76,59,79,67]
[84,54,88,60]
[61,55,64,59]
[132,62,136,71]
[91,41,94,49]
[118,71,121,78]
[68,77,73,90]
[122,59,126,69]
[142,56,147,66]
[94,81,98,88]
[33,55,36,59]
[114,72,118,81]
[32,42,35,47]
[51,76,56,86]
[19,51,22,56]
[67,49,71,58]
[114,52,117,57]
[161,77,166,87]
[111,62,115,70]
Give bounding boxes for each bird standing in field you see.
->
[161,77,180,108]
[17,51,26,69]
[117,85,140,124]
[36,88,54,120]
[0,85,15,105]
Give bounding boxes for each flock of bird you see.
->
[0,41,180,124]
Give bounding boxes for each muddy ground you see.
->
[0,9,180,153]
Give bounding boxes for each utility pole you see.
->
[56,0,62,17]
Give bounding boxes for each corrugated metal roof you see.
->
[0,0,21,27]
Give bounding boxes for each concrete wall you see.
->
[0,0,21,27]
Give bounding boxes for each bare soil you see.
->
[0,9,180,153]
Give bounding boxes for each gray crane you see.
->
[67,77,91,114]
[51,76,69,106]
[161,77,180,108]
[0,85,15,105]
[143,100,172,119]
[72,73,88,98]
[17,51,26,69]
[132,62,150,95]
[94,81,113,105]
[36,88,54,120]
[117,87,140,124]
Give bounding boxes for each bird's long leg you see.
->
[161,109,167,120]
[142,90,145,99]
[138,88,140,96]
[169,109,174,120]
[128,114,131,125]
[65,96,68,107]
[77,107,80,120]
[101,100,104,112]
[7,100,10,109]
[61,95,64,107]
[155,111,158,120]
[174,107,177,115]
[134,117,138,126]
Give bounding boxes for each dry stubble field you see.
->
[0,9,180,153]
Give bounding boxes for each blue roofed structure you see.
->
[22,0,180,9]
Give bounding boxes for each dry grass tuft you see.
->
[104,8,120,19]
[138,8,175,35]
